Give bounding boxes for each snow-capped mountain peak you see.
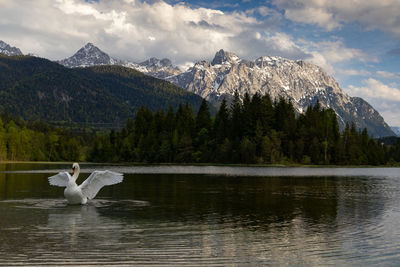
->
[83,42,96,50]
[255,56,292,68]
[58,43,119,68]
[212,49,241,65]
[58,42,181,79]
[0,40,23,56]
[57,44,394,137]
[167,50,394,137]
[136,57,181,78]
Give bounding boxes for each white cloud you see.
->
[299,39,373,74]
[0,0,307,65]
[376,70,400,79]
[285,6,340,31]
[317,41,372,63]
[0,0,375,75]
[378,109,400,127]
[55,0,101,17]
[347,78,400,101]
[273,0,400,37]
[337,69,372,76]
[257,6,272,17]
[347,79,400,126]
[233,32,310,61]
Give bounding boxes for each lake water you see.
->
[1,163,400,266]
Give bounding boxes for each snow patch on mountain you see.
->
[58,43,120,68]
[0,40,23,56]
[57,43,395,137]
[58,43,181,78]
[167,49,394,137]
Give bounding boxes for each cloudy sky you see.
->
[1,0,400,126]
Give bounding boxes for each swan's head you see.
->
[72,163,80,174]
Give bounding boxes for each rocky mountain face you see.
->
[167,49,395,137]
[1,41,393,136]
[123,57,181,79]
[58,43,180,78]
[57,43,119,68]
[391,127,400,136]
[56,44,394,137]
[0,40,23,56]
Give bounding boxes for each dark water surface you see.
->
[1,163,400,266]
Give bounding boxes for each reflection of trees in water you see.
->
[123,174,389,231]
[119,174,393,265]
[335,177,389,228]
[0,172,391,230]
[0,174,6,198]
[0,172,60,200]
[0,172,397,265]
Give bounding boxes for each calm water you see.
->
[1,163,400,266]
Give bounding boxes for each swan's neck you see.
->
[72,170,79,182]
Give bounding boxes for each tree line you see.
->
[0,111,87,162]
[1,92,400,165]
[88,92,400,165]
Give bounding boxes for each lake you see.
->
[1,163,400,266]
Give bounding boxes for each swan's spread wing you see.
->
[48,172,70,187]
[79,170,123,199]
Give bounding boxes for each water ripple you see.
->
[2,167,400,266]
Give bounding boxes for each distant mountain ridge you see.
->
[58,43,180,79]
[167,49,394,137]
[57,42,119,68]
[0,40,23,56]
[0,40,396,137]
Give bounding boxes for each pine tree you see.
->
[230,90,243,140]
[214,98,229,143]
[196,99,211,132]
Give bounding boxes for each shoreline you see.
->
[1,161,399,168]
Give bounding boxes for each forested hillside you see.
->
[0,55,204,124]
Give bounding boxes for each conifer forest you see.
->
[89,93,400,165]
[1,92,400,165]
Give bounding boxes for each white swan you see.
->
[48,163,123,204]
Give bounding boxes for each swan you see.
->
[48,163,123,204]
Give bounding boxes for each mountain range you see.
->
[0,40,23,56]
[167,49,395,137]
[0,40,396,137]
[58,43,180,79]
